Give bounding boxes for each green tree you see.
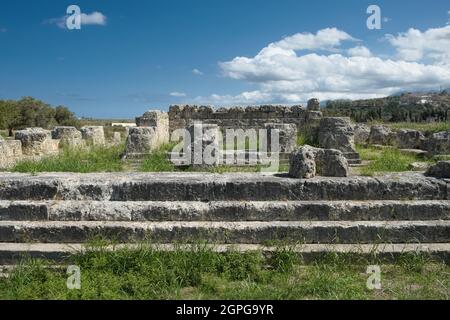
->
[55,106,78,126]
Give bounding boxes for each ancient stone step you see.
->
[1,243,449,264]
[343,152,361,160]
[0,200,449,222]
[0,172,447,201]
[347,159,362,165]
[0,220,448,244]
[343,152,362,165]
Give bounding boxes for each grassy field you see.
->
[356,145,431,176]
[0,244,448,300]
[139,143,176,172]
[383,121,450,134]
[10,144,125,173]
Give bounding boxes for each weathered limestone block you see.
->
[291,105,306,113]
[305,110,322,121]
[14,128,57,156]
[353,123,370,145]
[136,110,167,127]
[0,140,23,169]
[318,117,356,153]
[368,125,394,146]
[408,162,430,172]
[125,127,158,154]
[44,139,60,154]
[422,130,450,155]
[394,129,425,149]
[289,145,349,179]
[288,145,316,179]
[51,126,84,148]
[3,140,22,157]
[425,161,450,179]
[135,110,169,146]
[307,98,320,111]
[0,143,10,169]
[315,148,349,177]
[188,123,220,167]
[81,126,105,146]
[113,132,121,144]
[265,123,298,153]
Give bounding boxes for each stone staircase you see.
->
[343,152,362,166]
[0,172,449,263]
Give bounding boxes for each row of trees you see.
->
[0,97,78,136]
[324,98,450,123]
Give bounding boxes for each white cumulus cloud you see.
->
[45,11,107,29]
[271,28,356,51]
[194,26,450,106]
[347,46,372,57]
[386,25,450,65]
[192,68,204,75]
[170,92,187,97]
[81,12,107,26]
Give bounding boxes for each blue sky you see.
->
[0,0,449,118]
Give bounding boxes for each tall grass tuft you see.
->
[11,144,125,173]
[139,143,176,172]
[359,147,421,176]
[0,243,448,300]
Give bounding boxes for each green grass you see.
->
[11,144,125,173]
[357,145,427,176]
[0,244,448,300]
[433,155,450,161]
[139,143,176,172]
[297,129,318,147]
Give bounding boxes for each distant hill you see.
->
[323,91,450,123]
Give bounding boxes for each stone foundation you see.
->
[265,123,298,153]
[168,104,322,134]
[0,140,22,169]
[51,126,84,148]
[125,110,170,158]
[81,126,105,146]
[15,128,58,156]
[318,117,361,165]
[125,127,160,155]
[289,145,349,179]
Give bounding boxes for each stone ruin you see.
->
[317,117,361,165]
[0,125,119,169]
[356,124,450,156]
[52,126,84,148]
[1,101,450,263]
[265,123,298,154]
[0,138,22,169]
[14,128,59,156]
[167,101,322,134]
[289,145,349,179]
[80,126,106,146]
[127,99,368,173]
[188,123,220,168]
[124,110,169,158]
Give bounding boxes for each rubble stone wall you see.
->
[168,105,322,134]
